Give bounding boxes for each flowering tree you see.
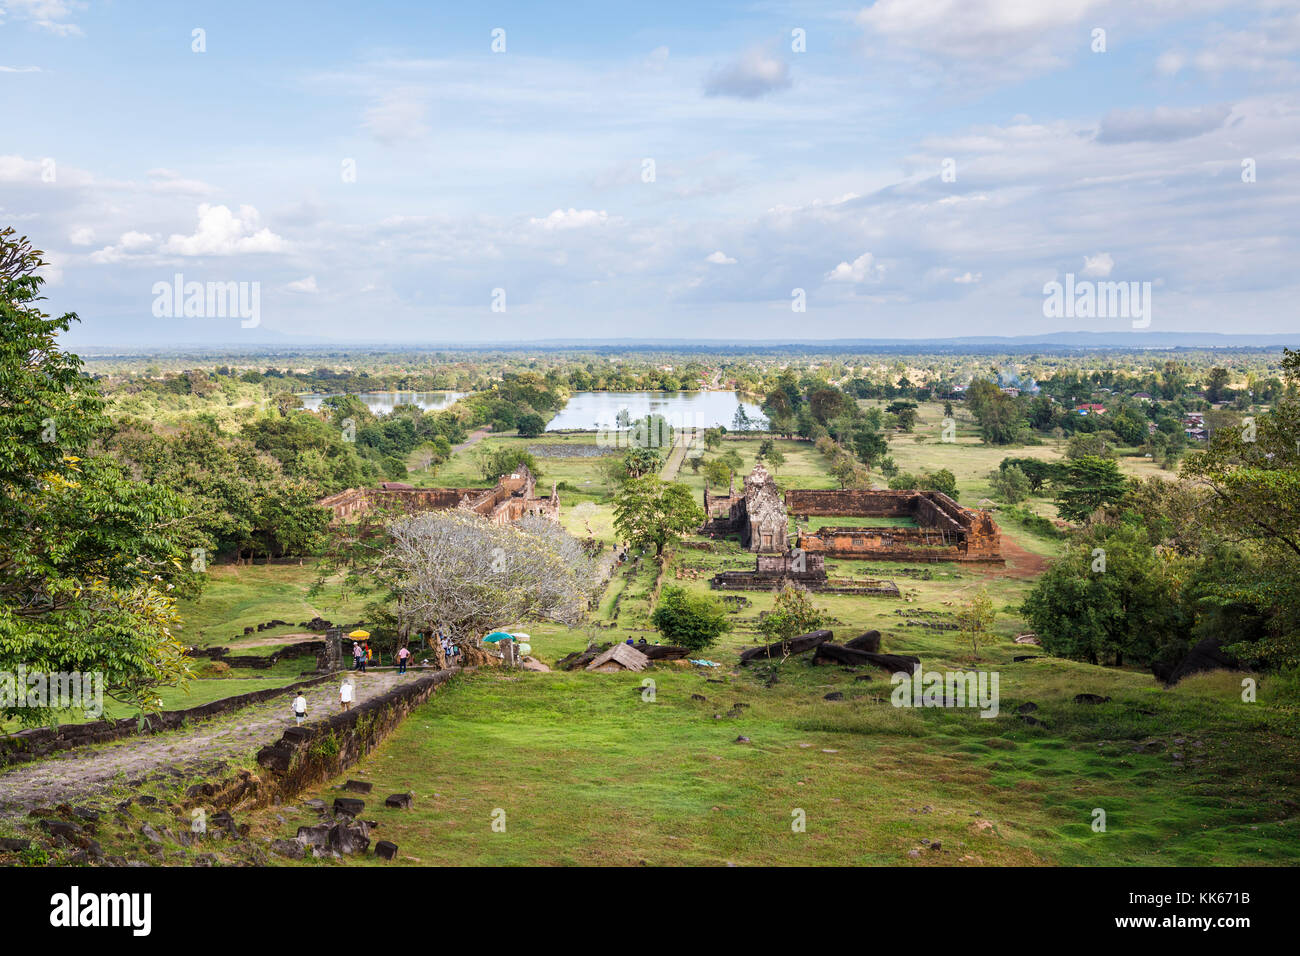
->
[365,511,600,666]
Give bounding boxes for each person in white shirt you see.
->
[340,678,355,712]
[292,692,308,726]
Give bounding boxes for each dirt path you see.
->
[660,433,689,481]
[0,671,409,814]
[968,535,1050,580]
[452,427,492,454]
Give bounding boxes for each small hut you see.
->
[585,644,650,673]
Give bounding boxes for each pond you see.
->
[547,391,768,432]
[297,391,466,414]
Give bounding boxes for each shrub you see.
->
[650,586,732,651]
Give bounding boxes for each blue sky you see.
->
[4,0,1299,344]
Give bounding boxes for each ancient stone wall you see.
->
[318,466,557,526]
[0,675,333,768]
[248,669,457,807]
[784,488,916,517]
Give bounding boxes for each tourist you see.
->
[340,678,355,712]
[351,641,363,670]
[358,642,368,673]
[292,691,308,726]
[397,643,410,675]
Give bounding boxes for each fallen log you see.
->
[844,630,882,652]
[813,642,920,675]
[739,629,833,664]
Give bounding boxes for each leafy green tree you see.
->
[622,446,661,478]
[476,446,541,482]
[650,586,732,651]
[0,230,198,722]
[612,476,705,558]
[956,589,996,658]
[1052,456,1129,523]
[703,457,732,489]
[988,465,1031,503]
[1021,522,1188,667]
[759,584,830,646]
[514,413,546,438]
[765,448,786,474]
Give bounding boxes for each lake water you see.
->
[298,391,466,414]
[546,391,767,431]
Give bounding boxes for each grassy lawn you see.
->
[256,662,1296,866]
[176,563,368,647]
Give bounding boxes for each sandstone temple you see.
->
[703,464,1001,593]
[317,465,559,526]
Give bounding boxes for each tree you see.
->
[1052,456,1129,522]
[853,428,888,467]
[718,448,745,477]
[515,412,546,437]
[988,465,1031,503]
[759,585,830,646]
[0,229,198,722]
[651,586,732,651]
[365,511,598,666]
[475,446,540,482]
[703,428,723,451]
[703,458,732,489]
[766,449,786,474]
[1205,367,1231,404]
[612,476,705,559]
[956,589,995,658]
[1021,522,1187,667]
[622,446,661,478]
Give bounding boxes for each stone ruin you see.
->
[703,466,1002,566]
[704,464,1001,594]
[316,464,559,527]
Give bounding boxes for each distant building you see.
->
[1074,403,1106,415]
[1133,392,1153,402]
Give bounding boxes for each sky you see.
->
[3,0,1299,345]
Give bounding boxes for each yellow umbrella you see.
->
[347,629,370,638]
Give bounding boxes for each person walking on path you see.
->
[340,678,355,712]
[352,641,364,670]
[292,691,308,726]
[397,644,410,675]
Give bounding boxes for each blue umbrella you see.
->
[483,631,513,643]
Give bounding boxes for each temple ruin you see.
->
[317,465,559,526]
[703,465,1002,583]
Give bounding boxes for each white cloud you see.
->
[287,275,319,293]
[826,252,884,283]
[2,0,85,36]
[529,208,609,230]
[0,65,41,72]
[705,250,736,264]
[1082,252,1114,277]
[1156,51,1186,76]
[148,168,215,196]
[363,87,431,144]
[953,271,982,284]
[1096,104,1232,143]
[703,47,792,98]
[69,226,94,246]
[88,231,155,264]
[163,204,286,255]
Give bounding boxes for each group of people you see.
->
[292,632,465,724]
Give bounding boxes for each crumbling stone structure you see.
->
[317,465,559,526]
[703,466,1002,564]
[701,463,788,553]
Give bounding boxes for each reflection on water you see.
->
[297,391,466,414]
[547,391,767,431]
